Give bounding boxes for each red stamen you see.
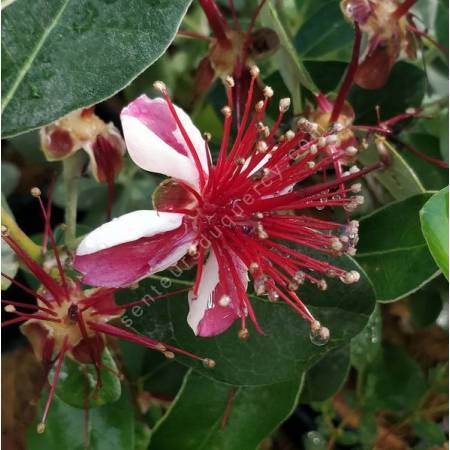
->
[1,299,57,316]
[34,192,70,302]
[37,335,69,433]
[1,272,53,307]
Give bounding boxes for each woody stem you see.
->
[63,151,85,247]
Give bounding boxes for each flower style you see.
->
[40,107,126,185]
[73,69,377,341]
[1,190,213,433]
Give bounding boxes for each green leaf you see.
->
[261,0,318,112]
[358,140,426,201]
[1,0,192,137]
[350,305,381,370]
[294,1,353,62]
[53,347,121,408]
[303,60,347,94]
[356,193,440,302]
[408,276,446,327]
[1,161,20,196]
[119,340,188,398]
[399,133,448,191]
[420,187,449,279]
[435,0,449,47]
[1,196,19,290]
[412,418,447,449]
[27,385,135,450]
[364,344,428,414]
[119,253,375,386]
[149,370,303,450]
[1,238,18,290]
[349,62,426,124]
[300,346,350,403]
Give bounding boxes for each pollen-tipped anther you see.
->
[255,100,264,112]
[1,225,9,237]
[332,122,344,132]
[341,270,360,284]
[224,75,235,88]
[31,187,42,197]
[345,146,358,156]
[238,328,249,340]
[326,135,339,145]
[221,106,232,117]
[285,130,295,141]
[202,358,216,368]
[153,80,168,94]
[279,98,291,112]
[250,65,260,78]
[219,294,231,307]
[263,86,274,98]
[256,141,268,153]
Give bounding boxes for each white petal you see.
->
[121,95,209,189]
[187,251,220,334]
[76,210,185,256]
[121,115,200,188]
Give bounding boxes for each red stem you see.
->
[330,23,361,123]
[199,0,231,47]
[393,0,417,19]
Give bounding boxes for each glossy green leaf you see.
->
[364,344,428,414]
[1,238,18,290]
[412,419,447,449]
[119,253,375,386]
[435,0,449,47]
[119,340,188,398]
[27,386,135,450]
[1,0,191,137]
[1,196,18,290]
[53,347,121,408]
[408,276,446,327]
[420,187,449,279]
[1,161,20,197]
[356,193,440,302]
[358,140,426,201]
[149,370,303,450]
[294,1,353,62]
[300,346,350,403]
[350,305,381,370]
[261,0,318,112]
[399,133,448,191]
[349,62,426,124]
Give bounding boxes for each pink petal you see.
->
[74,211,195,287]
[187,249,248,337]
[121,95,208,189]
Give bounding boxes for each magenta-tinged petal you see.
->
[121,95,208,188]
[74,212,196,288]
[187,249,248,337]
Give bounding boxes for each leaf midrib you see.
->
[2,0,71,113]
[356,243,428,257]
